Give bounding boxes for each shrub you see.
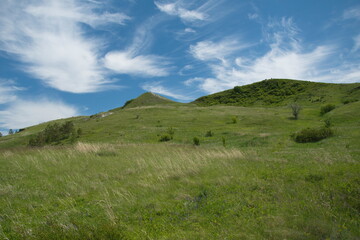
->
[167,127,175,139]
[193,137,200,146]
[222,137,226,147]
[159,134,171,142]
[292,127,333,143]
[231,116,237,124]
[324,118,332,128]
[205,130,213,137]
[320,104,335,115]
[28,121,80,147]
[289,103,301,120]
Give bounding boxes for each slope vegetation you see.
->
[0,79,359,239]
[193,79,360,106]
[122,92,177,109]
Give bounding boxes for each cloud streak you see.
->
[186,17,355,93]
[104,52,170,77]
[0,0,130,93]
[155,1,206,22]
[0,98,79,129]
[0,80,24,104]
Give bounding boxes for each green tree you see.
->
[8,129,14,135]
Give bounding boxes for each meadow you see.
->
[0,83,359,239]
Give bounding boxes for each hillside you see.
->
[193,79,360,106]
[122,92,177,109]
[0,80,359,239]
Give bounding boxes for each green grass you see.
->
[0,143,359,239]
[0,80,359,239]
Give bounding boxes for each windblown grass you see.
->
[0,143,359,239]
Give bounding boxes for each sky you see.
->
[0,0,359,133]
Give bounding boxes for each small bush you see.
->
[320,104,335,115]
[324,118,332,128]
[193,137,200,146]
[222,137,226,147]
[289,103,301,120]
[205,130,213,137]
[293,127,333,143]
[159,134,171,142]
[167,127,175,139]
[342,98,358,104]
[231,116,237,124]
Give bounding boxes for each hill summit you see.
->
[122,92,176,109]
[193,79,360,106]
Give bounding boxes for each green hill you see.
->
[0,79,359,239]
[193,79,360,106]
[122,92,177,109]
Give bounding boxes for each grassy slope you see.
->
[0,80,359,239]
[193,79,360,106]
[122,92,178,109]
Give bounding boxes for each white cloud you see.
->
[103,15,171,77]
[184,28,196,33]
[343,6,360,20]
[0,99,79,129]
[25,2,130,27]
[0,80,24,104]
[142,82,193,101]
[186,17,359,93]
[190,39,247,62]
[103,51,169,77]
[155,1,206,22]
[353,34,360,52]
[0,0,129,93]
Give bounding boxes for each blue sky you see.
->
[0,0,359,133]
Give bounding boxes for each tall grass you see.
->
[0,143,359,239]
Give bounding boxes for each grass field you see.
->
[1,142,359,239]
[0,81,359,239]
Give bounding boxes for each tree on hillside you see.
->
[290,103,301,120]
[0,132,2,137]
[8,129,14,135]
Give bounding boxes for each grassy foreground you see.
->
[0,142,359,239]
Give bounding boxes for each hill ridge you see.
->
[193,79,360,106]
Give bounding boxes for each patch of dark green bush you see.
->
[205,130,213,137]
[324,118,332,128]
[167,127,175,139]
[320,104,335,115]
[222,137,226,147]
[159,134,171,142]
[231,116,237,124]
[342,98,358,104]
[305,174,324,183]
[193,137,200,146]
[289,103,301,120]
[292,127,333,143]
[96,150,118,157]
[28,121,80,147]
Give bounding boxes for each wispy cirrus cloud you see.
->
[104,52,170,77]
[103,15,171,77]
[352,34,360,52]
[186,17,357,93]
[0,98,79,129]
[142,82,193,101]
[0,80,24,104]
[0,0,130,93]
[343,5,360,20]
[190,39,248,62]
[154,1,206,22]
